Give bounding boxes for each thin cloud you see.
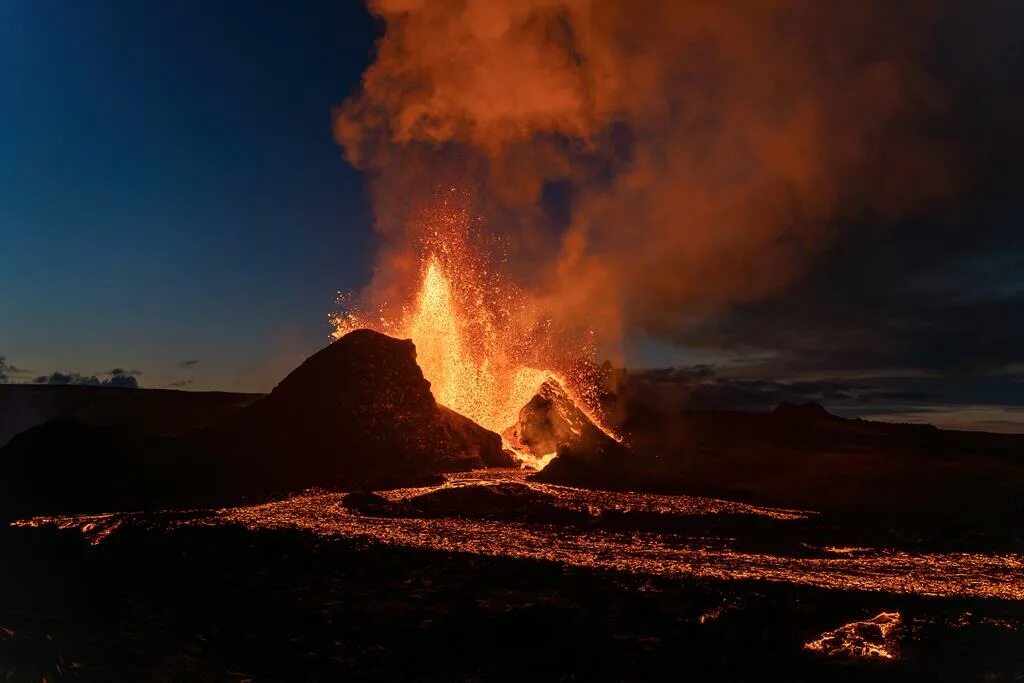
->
[0,356,14,383]
[33,369,141,388]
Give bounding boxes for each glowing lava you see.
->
[804,612,902,660]
[401,257,550,434]
[332,205,618,465]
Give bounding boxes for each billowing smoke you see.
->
[336,0,962,353]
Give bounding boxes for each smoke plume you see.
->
[336,0,963,352]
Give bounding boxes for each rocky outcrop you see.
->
[503,378,639,486]
[345,482,589,524]
[204,329,512,493]
[504,379,624,460]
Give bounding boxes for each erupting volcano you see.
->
[331,201,618,468]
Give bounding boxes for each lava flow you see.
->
[332,204,617,466]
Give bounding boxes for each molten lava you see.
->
[332,205,617,466]
[400,257,549,435]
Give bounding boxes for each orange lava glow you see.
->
[804,611,902,660]
[332,202,617,461]
[399,257,550,434]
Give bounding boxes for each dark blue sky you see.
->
[2,0,378,391]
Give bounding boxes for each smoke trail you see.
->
[336,0,960,352]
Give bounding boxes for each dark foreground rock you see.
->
[1,522,1021,681]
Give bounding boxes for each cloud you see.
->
[168,379,194,389]
[179,360,200,368]
[103,374,140,389]
[108,368,141,377]
[33,369,140,388]
[34,372,101,386]
[0,357,13,383]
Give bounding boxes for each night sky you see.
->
[2,1,1023,432]
[2,0,378,392]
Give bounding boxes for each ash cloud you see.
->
[335,0,1011,354]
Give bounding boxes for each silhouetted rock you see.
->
[505,379,626,460]
[505,378,642,488]
[772,401,836,422]
[531,443,659,492]
[203,329,512,494]
[398,482,587,523]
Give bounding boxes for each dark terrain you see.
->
[0,383,259,450]
[1,521,1021,682]
[2,331,1022,680]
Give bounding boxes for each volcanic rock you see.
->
[772,401,837,422]
[504,378,640,488]
[504,379,623,460]
[342,490,391,514]
[340,477,591,524]
[381,482,588,524]
[204,329,512,494]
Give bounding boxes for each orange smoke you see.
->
[336,0,959,352]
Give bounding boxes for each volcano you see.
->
[205,328,513,493]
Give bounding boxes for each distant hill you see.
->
[0,384,261,449]
[537,401,1024,521]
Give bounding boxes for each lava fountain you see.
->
[332,202,618,467]
[402,257,551,434]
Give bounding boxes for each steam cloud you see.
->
[337,0,967,353]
